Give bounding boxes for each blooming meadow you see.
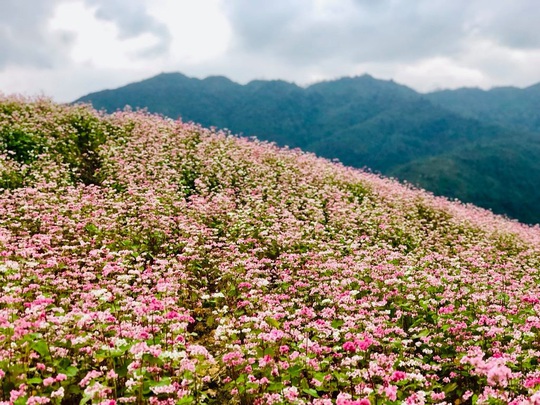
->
[1,96,540,404]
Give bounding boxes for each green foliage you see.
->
[2,98,540,404]
[75,72,540,225]
[427,83,540,134]
[2,128,41,163]
[0,99,131,189]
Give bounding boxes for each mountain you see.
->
[426,83,540,133]
[75,73,540,224]
[2,97,540,403]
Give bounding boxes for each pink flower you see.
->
[384,385,397,401]
[51,387,64,399]
[43,377,56,387]
[129,341,150,356]
[525,377,540,388]
[431,392,445,401]
[336,393,352,405]
[10,385,28,403]
[283,387,299,401]
[462,391,474,401]
[343,341,356,352]
[530,392,540,404]
[313,400,333,405]
[258,354,273,368]
[356,337,373,351]
[222,351,244,366]
[486,362,512,388]
[336,394,370,405]
[55,373,67,382]
[27,396,50,405]
[391,370,406,382]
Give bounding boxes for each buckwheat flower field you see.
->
[1,97,540,404]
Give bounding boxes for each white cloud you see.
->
[147,0,231,64]
[1,0,540,101]
[50,1,166,69]
[0,0,74,69]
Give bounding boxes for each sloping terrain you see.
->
[1,97,540,404]
[75,73,540,224]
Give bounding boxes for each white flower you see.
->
[91,288,105,296]
[114,338,128,347]
[160,350,186,360]
[51,387,65,398]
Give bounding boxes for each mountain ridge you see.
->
[75,72,540,224]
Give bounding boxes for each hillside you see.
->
[426,83,540,134]
[75,73,540,225]
[1,97,540,404]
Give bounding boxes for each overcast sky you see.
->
[1,0,540,102]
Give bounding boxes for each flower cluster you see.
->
[1,96,540,403]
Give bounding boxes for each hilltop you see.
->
[75,72,540,225]
[1,97,540,404]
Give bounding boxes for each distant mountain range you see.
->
[75,72,540,225]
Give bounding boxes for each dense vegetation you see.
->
[1,97,540,404]
[426,84,540,134]
[75,73,540,225]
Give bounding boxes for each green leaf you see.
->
[288,365,303,377]
[444,382,458,393]
[9,364,26,375]
[268,382,284,392]
[313,372,327,382]
[265,317,280,328]
[14,396,28,405]
[236,374,246,384]
[63,366,78,377]
[84,223,99,235]
[80,395,92,405]
[176,396,194,404]
[27,377,43,384]
[31,340,50,358]
[416,329,431,338]
[303,388,320,398]
[331,319,344,329]
[332,371,348,382]
[264,346,276,356]
[110,348,128,358]
[150,377,172,387]
[117,362,129,378]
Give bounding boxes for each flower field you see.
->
[1,96,540,404]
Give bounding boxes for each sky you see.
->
[1,0,540,102]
